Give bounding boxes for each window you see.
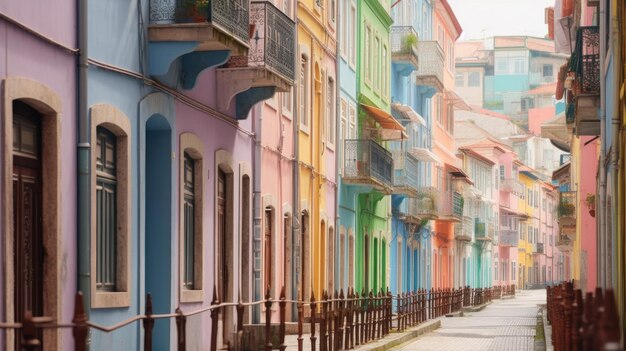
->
[96,127,118,292]
[495,170,499,190]
[91,104,131,308]
[448,42,454,71]
[340,99,347,173]
[542,64,553,77]
[281,0,291,16]
[299,55,309,130]
[499,165,505,179]
[348,103,356,138]
[182,153,196,289]
[468,72,480,87]
[328,0,335,24]
[281,89,292,116]
[382,45,388,96]
[496,60,508,74]
[365,26,372,83]
[327,78,335,146]
[455,73,464,87]
[374,37,380,91]
[514,59,526,74]
[264,207,274,295]
[436,95,443,124]
[447,103,454,133]
[349,2,356,66]
[340,1,348,57]
[438,25,444,47]
[179,133,205,302]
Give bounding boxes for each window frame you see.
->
[179,132,205,303]
[299,53,310,133]
[90,104,131,309]
[326,76,336,148]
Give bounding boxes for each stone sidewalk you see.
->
[391,289,546,351]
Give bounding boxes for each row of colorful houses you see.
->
[543,0,626,343]
[1,0,570,349]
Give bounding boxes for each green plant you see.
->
[402,33,418,52]
[175,0,210,22]
[558,201,575,217]
[585,193,595,210]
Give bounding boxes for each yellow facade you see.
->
[297,0,337,302]
[517,173,537,288]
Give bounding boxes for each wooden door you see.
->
[13,101,43,348]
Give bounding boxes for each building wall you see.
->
[0,1,77,348]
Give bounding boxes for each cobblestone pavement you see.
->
[394,289,546,351]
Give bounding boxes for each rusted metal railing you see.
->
[546,282,621,351]
[4,284,515,351]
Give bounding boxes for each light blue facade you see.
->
[337,0,360,292]
[388,0,434,295]
[86,0,265,349]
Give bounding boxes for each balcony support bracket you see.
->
[181,50,231,89]
[216,67,290,118]
[148,41,199,76]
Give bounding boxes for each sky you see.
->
[447,0,556,41]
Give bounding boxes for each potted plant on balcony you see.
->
[585,193,596,217]
[402,33,418,52]
[175,0,209,23]
[557,200,575,217]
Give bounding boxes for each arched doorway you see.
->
[145,115,172,349]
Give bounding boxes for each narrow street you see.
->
[395,290,545,351]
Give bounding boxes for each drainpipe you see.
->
[609,0,620,289]
[334,7,341,292]
[597,0,607,289]
[252,103,263,323]
[77,0,91,319]
[291,22,300,319]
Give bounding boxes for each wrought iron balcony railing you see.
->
[343,139,394,191]
[535,242,544,254]
[500,178,523,194]
[454,216,474,241]
[499,229,519,247]
[558,191,576,235]
[556,235,573,252]
[247,1,296,81]
[150,0,250,44]
[414,41,444,92]
[573,26,600,95]
[392,151,420,197]
[438,191,464,221]
[475,218,493,241]
[413,186,439,220]
[571,26,600,136]
[391,26,419,73]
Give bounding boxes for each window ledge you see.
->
[92,291,130,309]
[181,289,205,303]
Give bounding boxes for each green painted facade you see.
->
[354,0,393,294]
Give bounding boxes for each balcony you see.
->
[499,229,519,247]
[438,191,464,222]
[149,0,249,80]
[392,151,419,197]
[556,235,573,252]
[343,139,394,193]
[216,1,296,119]
[391,26,419,76]
[475,218,493,241]
[413,187,440,220]
[414,41,444,95]
[558,191,576,236]
[572,26,600,136]
[454,216,474,241]
[501,178,522,194]
[535,243,545,254]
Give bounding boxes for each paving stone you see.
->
[391,290,546,351]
